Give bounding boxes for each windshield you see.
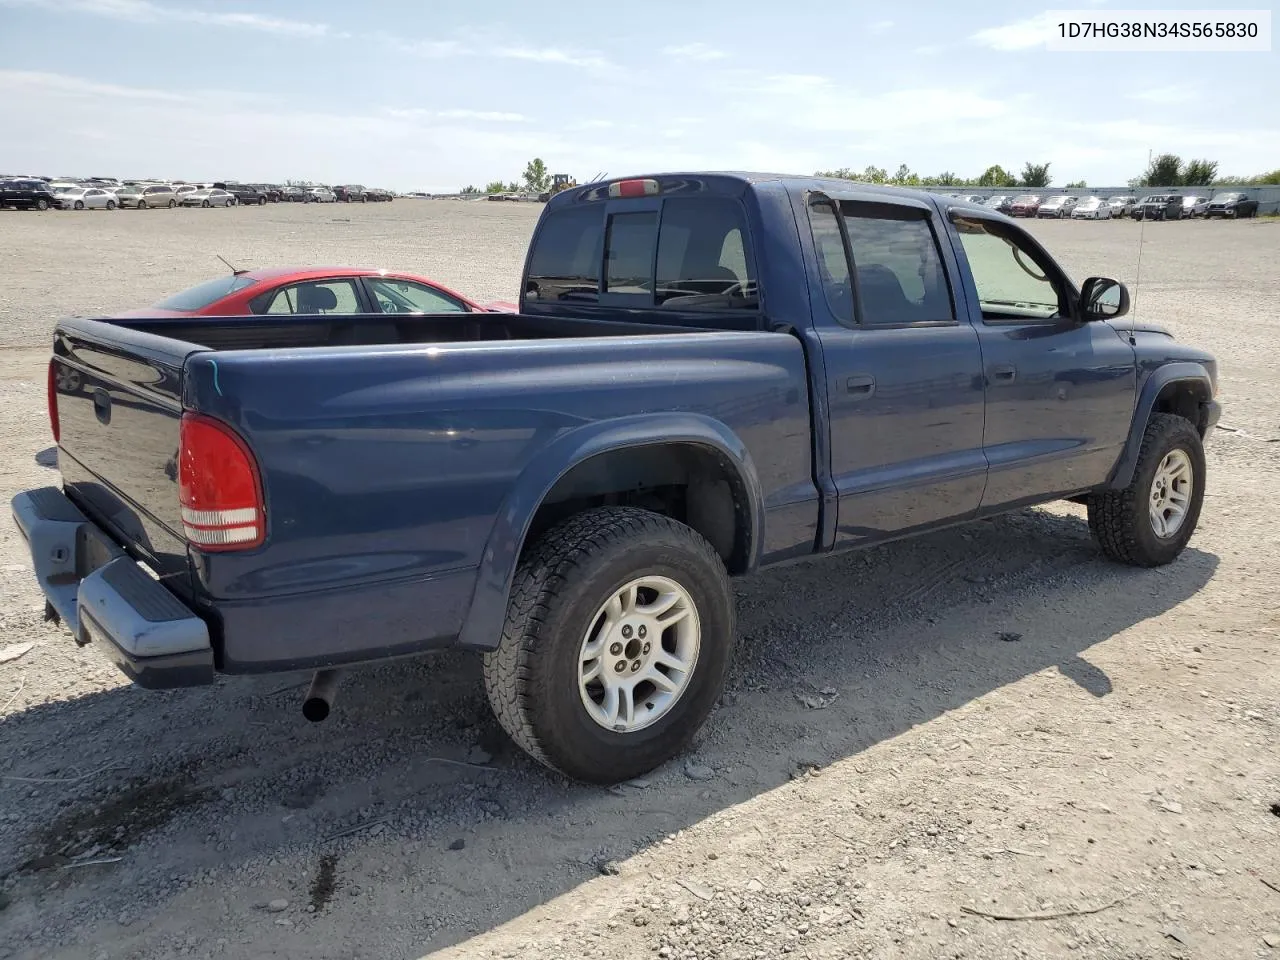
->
[154,274,258,310]
[1213,193,1241,201]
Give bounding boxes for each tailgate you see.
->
[51,319,207,591]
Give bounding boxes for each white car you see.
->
[1107,196,1138,217]
[55,186,117,210]
[308,187,337,203]
[1180,195,1210,219]
[1070,196,1113,220]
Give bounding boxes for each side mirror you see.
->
[1080,276,1130,321]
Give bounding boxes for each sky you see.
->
[0,0,1276,192]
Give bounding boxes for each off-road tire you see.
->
[1087,413,1205,567]
[482,506,735,784]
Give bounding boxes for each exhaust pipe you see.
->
[302,669,342,722]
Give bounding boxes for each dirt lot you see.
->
[0,202,1278,960]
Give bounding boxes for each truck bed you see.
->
[50,310,820,674]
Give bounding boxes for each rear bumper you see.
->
[11,486,214,689]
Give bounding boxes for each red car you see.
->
[115,266,517,318]
[1008,194,1043,218]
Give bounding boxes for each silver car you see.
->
[180,188,236,208]
[134,184,178,209]
[1180,195,1210,219]
[1107,196,1138,217]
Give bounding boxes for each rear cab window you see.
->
[524,184,759,323]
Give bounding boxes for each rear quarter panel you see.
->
[183,331,818,656]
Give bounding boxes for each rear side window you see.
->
[155,274,258,311]
[841,204,954,325]
[807,199,954,327]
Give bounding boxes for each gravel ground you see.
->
[0,201,1278,960]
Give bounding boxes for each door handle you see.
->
[846,374,876,399]
[988,364,1017,384]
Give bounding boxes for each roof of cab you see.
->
[553,171,1001,214]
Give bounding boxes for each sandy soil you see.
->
[0,201,1277,960]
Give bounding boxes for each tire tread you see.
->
[1088,413,1203,567]
[482,506,728,778]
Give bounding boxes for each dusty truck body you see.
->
[15,172,1220,783]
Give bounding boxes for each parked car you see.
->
[133,184,179,209]
[953,194,984,205]
[982,195,1013,214]
[1179,195,1210,219]
[221,183,268,205]
[308,186,337,203]
[333,184,367,202]
[55,186,116,210]
[1009,194,1042,217]
[255,184,284,202]
[1036,195,1079,218]
[1070,196,1112,220]
[1205,192,1259,218]
[0,178,62,210]
[1134,195,1183,221]
[1106,196,1138,218]
[112,267,519,318]
[281,186,308,202]
[20,172,1221,785]
[180,188,235,208]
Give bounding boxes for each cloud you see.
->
[870,20,894,33]
[969,12,1055,51]
[382,107,529,123]
[0,68,192,102]
[662,43,728,61]
[1,0,334,37]
[491,45,613,70]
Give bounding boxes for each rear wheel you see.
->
[74,200,84,210]
[1087,413,1205,567]
[201,200,210,208]
[137,199,148,209]
[483,506,736,784]
[106,200,116,210]
[167,199,176,208]
[36,199,48,211]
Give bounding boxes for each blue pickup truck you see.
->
[15,172,1220,784]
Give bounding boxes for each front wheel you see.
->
[36,199,49,211]
[74,200,84,210]
[201,200,210,208]
[106,200,116,210]
[1087,413,1205,567]
[483,506,735,784]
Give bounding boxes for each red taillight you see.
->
[48,359,60,443]
[178,413,265,551]
[608,178,660,198]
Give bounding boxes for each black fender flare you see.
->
[455,413,764,651]
[1106,362,1214,489]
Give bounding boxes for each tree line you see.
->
[452,155,1279,195]
[460,158,553,196]
[814,156,1280,190]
